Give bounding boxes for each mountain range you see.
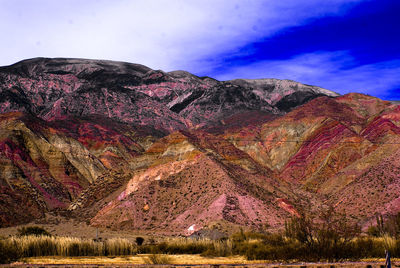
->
[1,57,399,235]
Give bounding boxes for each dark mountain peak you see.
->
[2,57,152,78]
[0,57,339,132]
[167,70,197,79]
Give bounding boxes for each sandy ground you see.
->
[14,254,263,265]
[2,256,396,268]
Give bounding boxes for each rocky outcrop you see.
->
[0,112,153,227]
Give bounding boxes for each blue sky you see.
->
[1,0,399,99]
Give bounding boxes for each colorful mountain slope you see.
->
[87,131,295,234]
[1,58,400,234]
[0,112,161,227]
[220,93,400,227]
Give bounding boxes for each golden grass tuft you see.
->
[144,254,173,264]
[380,234,397,253]
[4,235,136,257]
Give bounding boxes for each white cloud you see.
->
[0,0,365,71]
[214,50,400,99]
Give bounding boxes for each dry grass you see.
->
[162,237,233,255]
[144,254,173,264]
[381,234,397,252]
[3,229,400,265]
[4,235,135,257]
[24,256,142,265]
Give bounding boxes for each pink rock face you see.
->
[280,120,365,182]
[276,198,300,217]
[0,139,67,210]
[360,116,400,143]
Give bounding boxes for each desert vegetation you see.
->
[3,212,400,265]
[0,230,136,264]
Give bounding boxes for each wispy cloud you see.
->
[0,0,364,71]
[213,51,400,99]
[7,1,396,98]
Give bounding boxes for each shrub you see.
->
[350,237,383,258]
[282,208,361,261]
[135,237,144,246]
[371,212,400,238]
[152,240,209,254]
[367,225,380,237]
[17,226,51,237]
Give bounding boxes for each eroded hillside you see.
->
[0,58,399,234]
